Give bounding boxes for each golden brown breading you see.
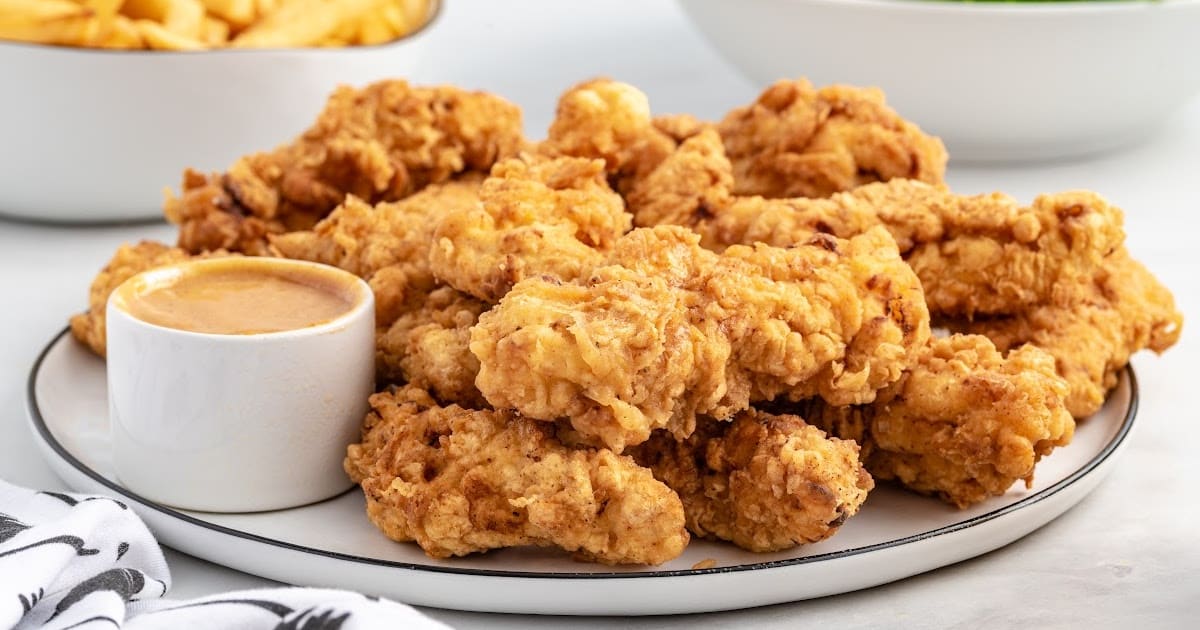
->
[270,176,483,282]
[69,241,222,357]
[955,249,1183,418]
[718,79,947,199]
[471,225,930,452]
[165,80,524,254]
[268,176,483,331]
[375,286,489,406]
[541,79,678,186]
[626,127,733,229]
[629,410,872,552]
[344,385,689,565]
[630,129,1127,318]
[715,184,1126,318]
[429,155,630,302]
[795,335,1075,508]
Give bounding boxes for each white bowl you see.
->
[680,0,1200,163]
[0,3,439,223]
[106,257,375,512]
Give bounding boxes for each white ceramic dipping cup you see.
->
[105,258,375,512]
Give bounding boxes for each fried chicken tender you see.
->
[956,249,1183,418]
[542,78,943,205]
[794,335,1075,508]
[375,286,489,406]
[429,155,630,302]
[629,410,873,552]
[626,127,733,229]
[541,79,681,189]
[165,80,524,255]
[270,176,483,282]
[718,79,947,199]
[344,385,689,565]
[715,183,1126,318]
[265,178,493,401]
[631,128,1127,317]
[268,176,484,329]
[471,225,930,452]
[69,241,225,357]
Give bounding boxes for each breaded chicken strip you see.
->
[268,178,492,401]
[718,79,947,199]
[632,129,1127,317]
[471,225,930,451]
[541,79,680,188]
[344,385,689,565]
[375,286,489,406]
[165,80,524,255]
[69,241,226,357]
[794,335,1075,508]
[541,78,944,203]
[429,155,630,302]
[269,176,483,326]
[270,176,483,282]
[956,250,1182,418]
[629,410,872,552]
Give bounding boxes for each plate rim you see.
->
[28,326,1139,580]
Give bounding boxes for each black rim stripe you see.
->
[27,327,1139,580]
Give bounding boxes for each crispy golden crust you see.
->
[269,176,483,283]
[629,410,872,552]
[795,335,1075,508]
[375,286,489,406]
[471,225,930,452]
[344,385,689,565]
[626,127,732,229]
[541,79,678,185]
[428,155,630,302]
[632,129,1127,318]
[718,79,947,199]
[716,184,1125,318]
[69,241,220,357]
[166,80,524,254]
[268,176,484,331]
[956,249,1183,418]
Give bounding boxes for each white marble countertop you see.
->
[1,1,1196,627]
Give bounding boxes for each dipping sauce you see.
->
[120,259,359,335]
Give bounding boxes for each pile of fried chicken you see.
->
[70,78,1182,566]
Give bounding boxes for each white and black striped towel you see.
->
[0,479,449,629]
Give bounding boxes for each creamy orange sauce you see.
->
[124,262,357,335]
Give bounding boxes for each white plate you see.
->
[26,328,1137,616]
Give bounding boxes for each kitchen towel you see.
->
[0,479,449,629]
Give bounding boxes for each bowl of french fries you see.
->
[0,0,438,222]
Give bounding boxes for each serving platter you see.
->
[26,328,1138,616]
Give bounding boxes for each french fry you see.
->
[199,0,254,28]
[96,15,145,49]
[400,0,428,29]
[135,18,205,50]
[380,2,411,36]
[314,36,347,48]
[79,0,124,41]
[201,15,228,46]
[1,0,429,49]
[164,0,204,39]
[0,1,106,46]
[356,9,396,46]
[119,0,172,20]
[254,0,279,17]
[0,0,90,27]
[232,0,381,48]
